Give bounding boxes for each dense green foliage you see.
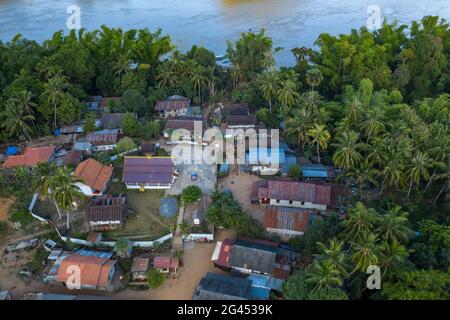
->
[147,269,165,289]
[206,191,264,238]
[181,185,202,204]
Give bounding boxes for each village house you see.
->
[254,180,340,211]
[2,146,55,168]
[155,95,190,118]
[163,118,204,141]
[73,158,113,196]
[62,149,83,167]
[225,114,258,129]
[101,112,130,131]
[254,180,351,212]
[55,254,117,291]
[85,195,126,231]
[87,129,119,151]
[153,256,179,274]
[100,97,122,112]
[193,272,252,300]
[264,206,314,239]
[221,102,250,119]
[211,238,296,280]
[131,257,150,282]
[122,156,178,191]
[86,95,102,111]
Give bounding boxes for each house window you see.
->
[289,200,293,204]
[276,199,280,203]
[301,201,305,205]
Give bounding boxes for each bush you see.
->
[288,164,301,180]
[116,137,137,153]
[147,269,165,289]
[206,191,264,238]
[0,221,8,239]
[121,113,140,137]
[10,208,34,227]
[181,186,202,204]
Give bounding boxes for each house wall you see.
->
[92,144,116,152]
[268,199,327,211]
[266,227,304,240]
[75,182,104,197]
[161,108,188,118]
[89,221,122,231]
[125,182,171,190]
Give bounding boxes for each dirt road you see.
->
[113,229,235,300]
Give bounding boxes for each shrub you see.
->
[116,137,137,153]
[181,186,202,204]
[10,208,34,227]
[147,269,165,289]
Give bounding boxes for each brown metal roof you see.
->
[155,97,190,111]
[226,115,257,126]
[57,254,116,288]
[131,257,149,273]
[63,149,82,166]
[266,180,332,205]
[264,206,310,232]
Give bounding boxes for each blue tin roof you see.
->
[5,146,20,156]
[301,165,330,178]
[76,249,113,259]
[250,285,270,299]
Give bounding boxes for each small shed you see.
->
[159,198,178,218]
[153,256,179,274]
[131,257,150,281]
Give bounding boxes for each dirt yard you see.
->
[219,172,265,223]
[0,197,14,222]
[113,229,236,300]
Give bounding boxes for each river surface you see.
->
[0,0,450,65]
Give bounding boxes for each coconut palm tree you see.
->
[33,162,62,220]
[341,202,379,244]
[332,130,365,171]
[379,240,409,279]
[51,168,84,230]
[308,124,331,164]
[376,206,412,243]
[43,74,69,129]
[360,107,385,142]
[156,62,177,88]
[277,79,298,113]
[378,159,404,194]
[1,100,35,141]
[350,232,381,273]
[317,239,349,278]
[258,71,279,112]
[284,108,313,153]
[433,157,450,204]
[347,160,379,189]
[11,89,36,115]
[406,151,431,199]
[190,64,208,99]
[305,261,343,292]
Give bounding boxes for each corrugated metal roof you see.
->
[123,157,174,184]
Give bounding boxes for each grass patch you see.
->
[104,190,176,240]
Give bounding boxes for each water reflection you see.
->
[0,0,449,65]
